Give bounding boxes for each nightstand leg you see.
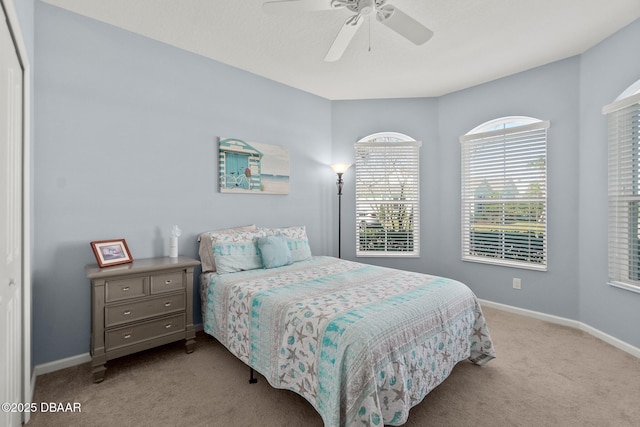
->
[92,352,107,383]
[185,324,196,353]
[185,338,195,353]
[92,364,106,383]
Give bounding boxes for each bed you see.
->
[198,226,495,427]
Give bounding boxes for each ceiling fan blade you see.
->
[324,15,363,62]
[263,0,338,14]
[376,5,433,45]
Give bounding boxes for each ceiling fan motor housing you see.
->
[359,0,375,15]
[345,0,385,15]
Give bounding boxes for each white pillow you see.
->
[198,225,257,272]
[210,229,266,274]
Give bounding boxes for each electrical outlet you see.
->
[513,278,522,290]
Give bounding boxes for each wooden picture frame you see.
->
[90,238,133,268]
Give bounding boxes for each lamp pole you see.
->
[331,163,351,259]
[336,172,344,258]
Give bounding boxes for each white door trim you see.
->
[1,0,32,423]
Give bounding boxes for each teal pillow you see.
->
[257,234,293,269]
[260,226,312,262]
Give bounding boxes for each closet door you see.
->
[0,3,23,426]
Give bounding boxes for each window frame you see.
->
[355,132,421,258]
[605,87,640,294]
[460,117,549,270]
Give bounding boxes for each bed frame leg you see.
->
[249,368,258,384]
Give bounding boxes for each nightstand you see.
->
[86,256,200,383]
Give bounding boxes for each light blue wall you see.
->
[578,19,640,347]
[33,2,333,364]
[30,1,640,366]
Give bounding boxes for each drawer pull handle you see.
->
[124,333,132,339]
[123,310,132,316]
[165,323,172,329]
[165,280,172,285]
[122,286,130,292]
[164,302,172,307]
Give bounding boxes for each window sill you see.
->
[356,252,420,258]
[462,255,547,271]
[607,281,640,295]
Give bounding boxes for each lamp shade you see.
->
[330,162,351,174]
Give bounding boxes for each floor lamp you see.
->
[330,163,351,258]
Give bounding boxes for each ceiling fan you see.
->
[263,0,433,62]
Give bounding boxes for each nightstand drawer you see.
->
[105,293,186,328]
[105,314,185,351]
[150,271,184,294]
[105,277,147,302]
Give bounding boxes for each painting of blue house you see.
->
[218,137,290,194]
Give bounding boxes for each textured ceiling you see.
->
[41,0,640,100]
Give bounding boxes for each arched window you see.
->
[614,79,640,100]
[460,116,550,270]
[355,132,421,257]
[605,78,640,293]
[467,116,541,133]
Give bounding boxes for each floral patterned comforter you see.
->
[201,256,495,426]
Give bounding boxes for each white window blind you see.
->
[355,138,421,257]
[605,92,640,290]
[460,120,549,270]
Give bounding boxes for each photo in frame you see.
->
[218,137,290,194]
[90,238,133,268]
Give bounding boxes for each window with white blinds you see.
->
[355,133,421,257]
[605,91,640,292]
[460,118,549,270]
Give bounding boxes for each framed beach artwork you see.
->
[218,137,290,194]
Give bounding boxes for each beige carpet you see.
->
[27,307,640,427]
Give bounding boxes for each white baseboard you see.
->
[34,352,91,376]
[479,299,640,359]
[34,324,206,376]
